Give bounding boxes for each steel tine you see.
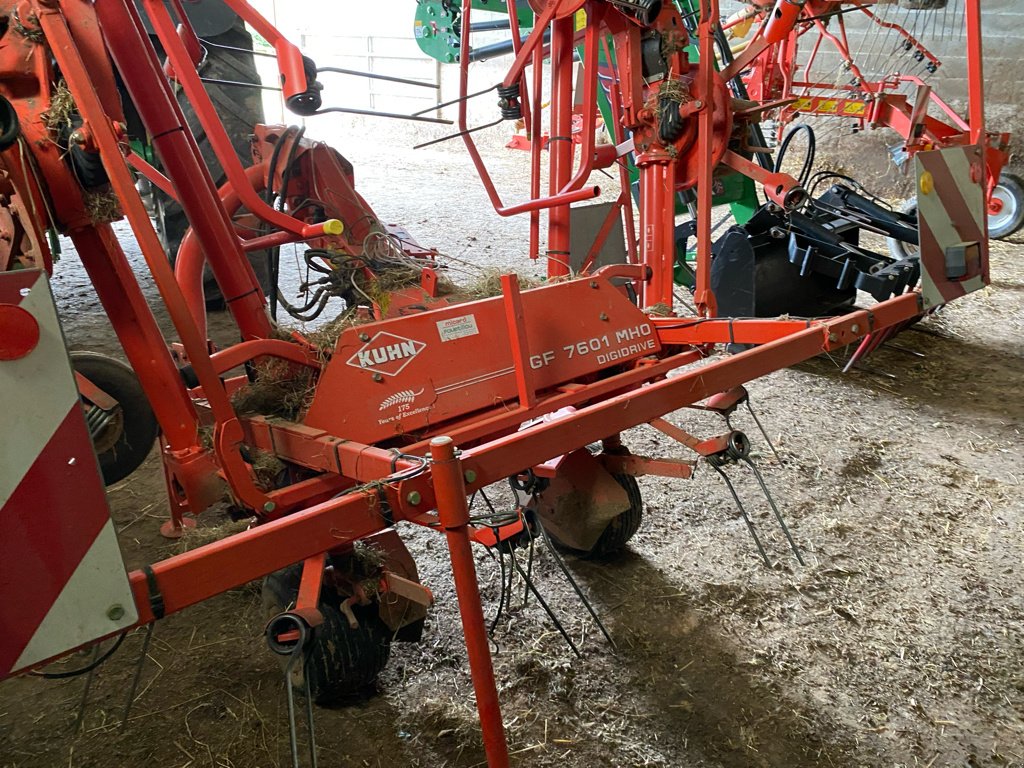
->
[740,457,805,566]
[534,517,617,650]
[710,463,770,567]
[284,651,301,768]
[121,623,154,727]
[73,644,102,733]
[489,545,508,635]
[744,400,782,464]
[303,669,319,768]
[508,545,581,657]
[522,520,535,607]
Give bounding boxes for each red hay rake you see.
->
[0,1,998,766]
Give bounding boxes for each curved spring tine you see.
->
[710,463,770,567]
[740,457,805,566]
[508,545,581,658]
[534,517,617,650]
[744,400,782,464]
[489,546,508,635]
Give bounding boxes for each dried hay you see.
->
[177,517,250,553]
[41,80,74,133]
[450,267,543,301]
[84,190,122,224]
[250,450,286,490]
[230,358,316,420]
[303,306,373,351]
[11,9,43,43]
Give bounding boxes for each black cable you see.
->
[774,124,816,190]
[30,633,127,679]
[270,126,307,321]
[262,126,298,320]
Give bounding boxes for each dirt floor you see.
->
[1,130,1022,768]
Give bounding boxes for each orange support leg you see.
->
[429,436,509,768]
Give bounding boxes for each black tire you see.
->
[586,473,644,558]
[988,172,1024,239]
[262,565,392,705]
[546,473,644,559]
[151,21,271,309]
[886,198,920,261]
[71,352,158,486]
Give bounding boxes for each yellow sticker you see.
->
[818,100,839,114]
[794,97,814,111]
[575,9,587,31]
[842,101,868,116]
[919,171,934,196]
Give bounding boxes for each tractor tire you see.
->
[71,352,158,486]
[888,172,1024,259]
[262,565,392,706]
[151,21,271,310]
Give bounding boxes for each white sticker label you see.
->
[436,314,480,342]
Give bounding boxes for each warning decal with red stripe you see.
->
[915,145,989,309]
[0,270,137,677]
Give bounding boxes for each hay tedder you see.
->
[0,0,1002,765]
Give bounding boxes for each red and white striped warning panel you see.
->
[0,270,137,678]
[915,145,990,310]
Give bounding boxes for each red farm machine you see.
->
[0,1,1006,766]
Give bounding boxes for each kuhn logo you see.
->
[346,332,425,377]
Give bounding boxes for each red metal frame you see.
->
[732,0,1009,201]
[0,2,994,767]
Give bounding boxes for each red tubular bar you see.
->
[964,0,985,146]
[637,151,675,307]
[141,0,340,244]
[559,7,604,196]
[207,339,321,376]
[547,14,576,277]
[457,2,599,221]
[601,37,639,267]
[176,163,268,337]
[694,0,719,317]
[94,0,272,343]
[529,43,544,259]
[429,437,510,768]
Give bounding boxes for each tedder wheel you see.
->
[586,473,644,558]
[544,472,644,559]
[888,172,1024,259]
[71,352,158,486]
[887,197,921,261]
[261,564,392,705]
[988,172,1024,239]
